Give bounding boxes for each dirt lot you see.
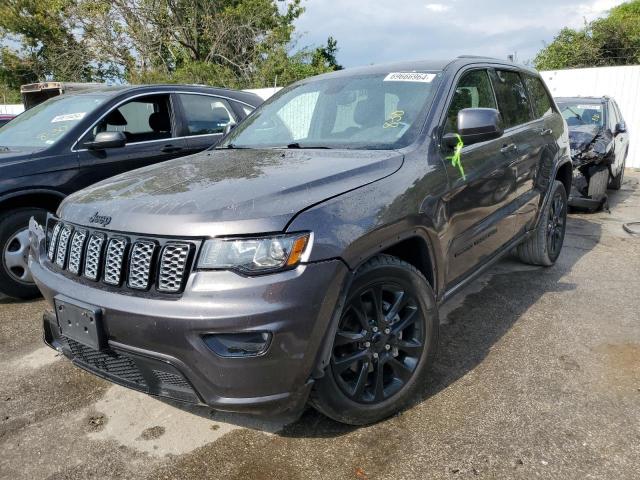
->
[2,172,639,480]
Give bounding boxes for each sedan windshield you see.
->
[0,94,106,149]
[221,71,441,150]
[557,101,604,128]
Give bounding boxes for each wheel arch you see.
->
[0,189,65,217]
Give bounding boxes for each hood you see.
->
[567,124,613,161]
[59,148,404,236]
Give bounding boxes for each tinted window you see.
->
[490,70,532,128]
[523,75,553,118]
[179,94,234,135]
[88,94,172,144]
[222,71,440,150]
[444,69,497,133]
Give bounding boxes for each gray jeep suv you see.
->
[30,57,572,425]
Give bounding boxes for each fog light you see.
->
[203,332,271,357]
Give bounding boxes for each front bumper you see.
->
[29,220,348,419]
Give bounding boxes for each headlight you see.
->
[197,233,311,273]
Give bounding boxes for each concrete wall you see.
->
[541,65,640,168]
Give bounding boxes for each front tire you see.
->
[311,255,438,425]
[516,180,567,266]
[0,208,48,299]
[609,155,626,190]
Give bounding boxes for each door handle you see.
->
[500,143,517,154]
[539,128,553,136]
[161,145,183,153]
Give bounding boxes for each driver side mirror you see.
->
[615,122,627,134]
[443,108,504,148]
[85,131,126,150]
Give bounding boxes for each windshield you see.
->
[0,94,106,149]
[558,101,604,128]
[221,71,441,150]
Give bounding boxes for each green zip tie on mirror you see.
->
[447,134,466,180]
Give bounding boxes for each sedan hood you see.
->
[59,148,403,236]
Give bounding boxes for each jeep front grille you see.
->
[46,219,193,294]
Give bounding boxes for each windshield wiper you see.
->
[285,143,332,149]
[223,143,250,149]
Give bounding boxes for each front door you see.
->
[439,68,519,287]
[76,93,187,188]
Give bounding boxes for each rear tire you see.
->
[311,254,438,425]
[0,208,48,299]
[516,180,567,267]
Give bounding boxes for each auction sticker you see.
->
[384,72,436,83]
[577,104,601,110]
[51,112,86,123]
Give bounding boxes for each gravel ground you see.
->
[1,172,639,480]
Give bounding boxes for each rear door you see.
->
[175,93,238,154]
[76,93,187,187]
[440,68,519,286]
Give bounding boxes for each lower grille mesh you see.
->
[66,338,147,387]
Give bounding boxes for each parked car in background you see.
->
[0,85,261,299]
[20,82,109,110]
[555,96,629,210]
[31,57,571,425]
[0,114,15,127]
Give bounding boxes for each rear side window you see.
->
[178,94,235,135]
[444,69,497,133]
[490,70,532,128]
[523,75,553,118]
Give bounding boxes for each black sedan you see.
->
[0,85,261,299]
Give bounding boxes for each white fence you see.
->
[0,104,24,115]
[541,65,640,168]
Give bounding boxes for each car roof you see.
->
[63,84,262,106]
[297,56,539,83]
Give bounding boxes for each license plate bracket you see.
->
[54,296,105,350]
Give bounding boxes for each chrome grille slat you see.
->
[158,244,190,293]
[55,225,73,268]
[104,238,127,285]
[48,222,62,260]
[67,229,87,275]
[83,234,105,281]
[128,241,156,290]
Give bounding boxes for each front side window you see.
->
[444,69,497,133]
[221,71,440,150]
[523,75,553,118]
[490,70,533,129]
[85,94,173,144]
[557,101,604,127]
[178,94,235,135]
[0,94,106,148]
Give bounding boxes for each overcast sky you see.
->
[294,0,626,67]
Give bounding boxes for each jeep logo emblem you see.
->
[89,212,112,227]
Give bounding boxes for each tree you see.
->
[0,0,342,99]
[534,0,640,70]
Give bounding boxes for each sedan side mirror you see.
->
[85,131,126,150]
[444,108,504,148]
[615,122,627,134]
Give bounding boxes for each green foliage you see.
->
[0,0,342,91]
[534,0,640,70]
